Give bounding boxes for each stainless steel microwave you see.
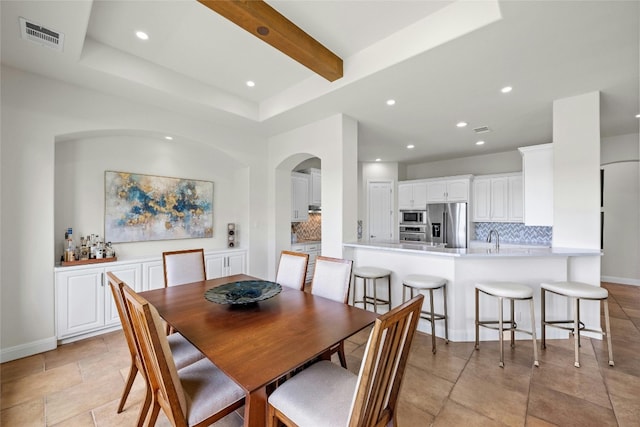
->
[400,210,427,225]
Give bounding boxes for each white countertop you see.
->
[343,240,601,258]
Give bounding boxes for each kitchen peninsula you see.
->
[344,241,602,342]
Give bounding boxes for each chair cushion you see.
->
[180,358,245,426]
[354,266,391,278]
[476,282,533,299]
[167,332,205,370]
[269,361,358,427]
[403,274,446,289]
[541,281,608,299]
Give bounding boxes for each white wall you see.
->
[601,133,639,164]
[267,114,358,280]
[54,134,246,260]
[0,66,269,361]
[360,162,399,239]
[405,150,522,179]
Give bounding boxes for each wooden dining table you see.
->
[139,274,378,427]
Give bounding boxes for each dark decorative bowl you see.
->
[204,280,282,305]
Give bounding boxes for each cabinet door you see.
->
[226,253,246,276]
[142,261,165,291]
[398,183,414,210]
[105,263,142,326]
[520,144,553,226]
[205,254,225,279]
[473,179,491,221]
[412,182,428,208]
[508,174,524,222]
[446,179,470,202]
[291,174,309,222]
[490,178,508,222]
[310,170,321,205]
[56,268,104,338]
[426,181,447,203]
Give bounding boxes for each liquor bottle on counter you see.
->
[64,227,76,262]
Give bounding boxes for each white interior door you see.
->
[368,181,394,242]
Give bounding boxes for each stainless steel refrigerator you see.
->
[426,202,468,248]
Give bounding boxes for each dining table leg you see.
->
[244,387,267,427]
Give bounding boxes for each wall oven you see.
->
[400,210,427,225]
[399,225,427,242]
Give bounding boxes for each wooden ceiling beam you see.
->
[198,0,343,82]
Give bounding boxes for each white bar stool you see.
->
[541,281,614,368]
[475,282,539,368]
[402,274,448,353]
[353,266,391,313]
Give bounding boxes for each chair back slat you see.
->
[163,249,206,287]
[348,294,423,427]
[310,256,353,303]
[106,272,139,363]
[276,250,309,291]
[122,284,188,425]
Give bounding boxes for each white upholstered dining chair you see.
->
[267,294,424,427]
[309,256,353,368]
[122,282,245,427]
[162,248,206,287]
[275,250,309,291]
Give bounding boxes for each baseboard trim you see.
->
[0,336,57,363]
[601,276,640,287]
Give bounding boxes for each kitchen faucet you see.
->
[487,229,500,250]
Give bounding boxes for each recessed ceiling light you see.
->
[135,31,149,40]
[475,140,485,146]
[164,136,173,140]
[456,121,467,128]
[406,144,415,149]
[246,80,255,87]
[501,86,513,93]
[636,113,640,118]
[386,99,396,106]
[375,158,382,162]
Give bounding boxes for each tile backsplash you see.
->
[292,213,321,241]
[474,222,552,245]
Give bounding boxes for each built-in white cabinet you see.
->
[291,242,321,283]
[291,172,310,222]
[519,144,553,226]
[56,262,142,340]
[55,249,246,342]
[302,168,321,206]
[425,176,471,203]
[398,181,428,210]
[472,173,522,223]
[205,251,245,279]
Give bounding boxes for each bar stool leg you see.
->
[387,275,392,311]
[541,288,547,349]
[529,298,539,367]
[475,288,480,350]
[499,296,504,368]
[603,299,614,366]
[429,289,436,353]
[372,278,378,314]
[573,297,580,368]
[577,298,582,347]
[443,285,449,344]
[510,299,515,349]
[362,277,368,311]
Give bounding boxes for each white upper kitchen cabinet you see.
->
[398,181,427,210]
[291,172,310,222]
[519,144,553,226]
[426,176,471,203]
[302,168,321,206]
[472,173,521,222]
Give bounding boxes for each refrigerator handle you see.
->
[442,211,447,244]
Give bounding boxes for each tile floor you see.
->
[2,282,639,426]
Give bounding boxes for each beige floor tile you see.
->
[527,382,617,426]
[609,392,640,427]
[399,363,454,416]
[407,337,469,383]
[602,368,640,400]
[396,399,434,427]
[92,395,146,427]
[44,336,109,370]
[1,363,82,410]
[433,399,508,427]
[0,397,44,426]
[50,411,95,427]
[0,354,44,383]
[525,415,559,426]
[45,372,123,425]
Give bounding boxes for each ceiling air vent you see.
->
[19,17,64,52]
[473,126,491,134]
